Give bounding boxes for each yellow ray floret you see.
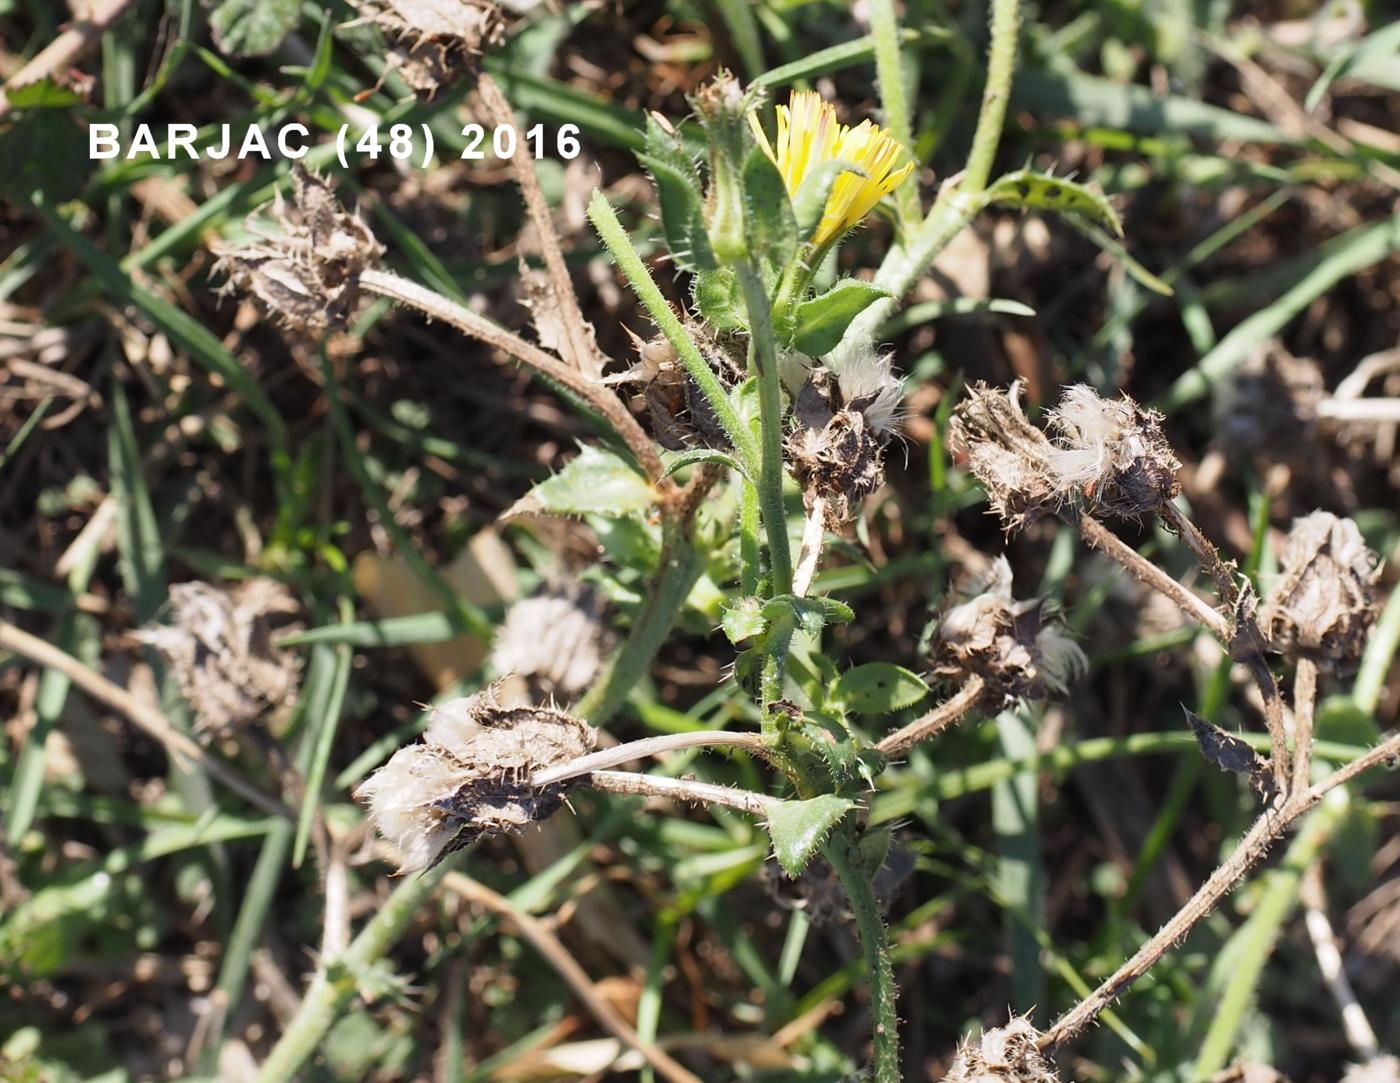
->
[748,90,914,247]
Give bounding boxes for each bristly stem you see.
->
[586,192,758,468]
[735,261,794,594]
[961,0,1021,196]
[868,0,920,228]
[576,525,705,726]
[357,267,665,484]
[824,829,901,1083]
[877,675,985,756]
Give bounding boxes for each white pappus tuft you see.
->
[823,337,906,437]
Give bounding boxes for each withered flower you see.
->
[213,165,383,332]
[350,0,504,98]
[1046,384,1180,518]
[1215,344,1324,461]
[785,339,903,524]
[930,557,1085,705]
[356,687,595,872]
[948,382,1059,532]
[134,578,302,738]
[488,582,614,699]
[1262,511,1382,669]
[941,1016,1060,1083]
[951,382,1182,530]
[607,326,743,450]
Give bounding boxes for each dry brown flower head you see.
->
[350,0,504,97]
[942,1016,1060,1083]
[356,686,596,872]
[488,582,613,700]
[134,578,302,737]
[1262,510,1382,669]
[213,165,383,332]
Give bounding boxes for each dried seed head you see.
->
[785,340,903,524]
[356,686,596,872]
[1215,344,1324,461]
[609,327,742,450]
[350,0,504,97]
[134,578,302,738]
[213,165,383,332]
[1341,1056,1400,1083]
[787,402,886,525]
[1262,511,1382,669]
[930,558,1085,706]
[823,338,906,438]
[941,1016,1059,1083]
[488,582,613,699]
[948,382,1059,532]
[1047,384,1180,518]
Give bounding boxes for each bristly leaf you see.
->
[637,154,715,272]
[721,596,767,644]
[835,663,930,715]
[692,266,746,331]
[790,279,892,354]
[742,146,797,267]
[765,794,855,875]
[508,446,656,519]
[763,593,855,637]
[208,0,300,56]
[984,168,1124,237]
[662,448,746,479]
[1184,709,1275,800]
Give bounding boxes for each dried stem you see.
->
[531,730,770,787]
[1301,865,1380,1062]
[877,676,985,756]
[1073,513,1229,639]
[0,0,138,118]
[1159,500,1290,794]
[584,770,775,817]
[1042,729,1400,1049]
[1293,657,1318,795]
[792,496,827,599]
[476,75,606,380]
[0,617,293,820]
[443,869,704,1083]
[357,268,665,485]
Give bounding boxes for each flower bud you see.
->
[356,687,595,872]
[942,1016,1060,1083]
[690,72,756,264]
[929,558,1085,706]
[213,165,383,332]
[1262,511,1382,669]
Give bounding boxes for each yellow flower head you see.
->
[748,90,914,248]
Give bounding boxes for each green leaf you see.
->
[742,146,796,266]
[763,593,854,637]
[662,448,745,478]
[3,77,84,109]
[208,0,299,57]
[637,151,715,272]
[692,266,746,331]
[835,663,930,714]
[765,795,855,876]
[517,446,657,518]
[984,168,1124,237]
[721,596,766,644]
[790,279,892,354]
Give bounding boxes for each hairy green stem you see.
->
[255,860,455,1081]
[587,192,757,467]
[840,0,1022,343]
[962,0,1021,195]
[824,830,900,1083]
[735,262,793,594]
[868,0,920,227]
[576,527,705,725]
